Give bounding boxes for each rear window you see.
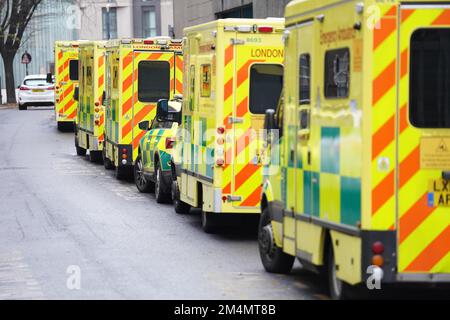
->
[24,79,48,86]
[249,64,283,114]
[138,60,170,103]
[69,60,79,81]
[410,29,450,128]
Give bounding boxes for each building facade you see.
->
[173,0,291,38]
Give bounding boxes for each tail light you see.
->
[122,148,127,154]
[372,255,384,267]
[372,241,384,255]
[94,107,100,113]
[258,26,274,33]
[46,86,55,90]
[19,86,30,91]
[217,127,225,135]
[216,159,225,166]
[144,40,154,45]
[165,137,175,149]
[95,102,100,107]
[94,120,100,126]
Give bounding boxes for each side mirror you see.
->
[138,120,150,131]
[264,109,277,131]
[46,73,53,84]
[73,87,79,102]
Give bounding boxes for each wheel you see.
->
[89,151,103,163]
[103,146,114,170]
[201,211,219,234]
[57,122,66,132]
[18,104,27,110]
[75,135,86,156]
[327,243,353,300]
[258,207,295,274]
[155,162,171,203]
[172,180,190,214]
[134,155,154,193]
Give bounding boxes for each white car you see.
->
[17,74,54,110]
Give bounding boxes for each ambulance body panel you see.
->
[54,41,80,130]
[260,0,450,298]
[177,19,285,223]
[76,41,106,159]
[103,38,183,179]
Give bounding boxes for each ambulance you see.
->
[259,0,450,299]
[103,37,183,179]
[54,41,80,131]
[165,19,285,232]
[74,41,106,162]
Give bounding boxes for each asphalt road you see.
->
[1,106,448,300]
[0,106,330,300]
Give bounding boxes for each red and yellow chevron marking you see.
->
[97,54,105,142]
[55,47,78,122]
[175,54,183,95]
[396,7,450,273]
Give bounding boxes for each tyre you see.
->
[327,243,353,300]
[201,211,219,234]
[18,104,27,110]
[134,155,154,192]
[258,207,295,274]
[172,181,190,214]
[103,146,114,170]
[155,162,171,203]
[75,135,87,156]
[89,151,103,163]
[57,122,67,132]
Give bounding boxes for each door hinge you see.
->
[231,39,245,45]
[228,117,244,124]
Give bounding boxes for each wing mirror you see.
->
[46,72,53,84]
[73,87,79,102]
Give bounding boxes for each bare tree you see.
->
[0,0,42,103]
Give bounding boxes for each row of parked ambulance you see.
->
[51,0,450,299]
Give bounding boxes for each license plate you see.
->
[428,179,450,207]
[32,89,44,92]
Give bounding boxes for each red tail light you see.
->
[258,26,274,33]
[19,86,30,91]
[47,86,54,90]
[165,137,175,149]
[372,241,384,255]
[144,40,154,45]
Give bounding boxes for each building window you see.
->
[410,28,450,128]
[324,48,350,99]
[102,7,117,40]
[142,8,157,38]
[216,4,253,19]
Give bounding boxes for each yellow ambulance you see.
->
[259,0,450,299]
[74,41,106,162]
[103,37,183,179]
[166,19,285,232]
[54,41,80,131]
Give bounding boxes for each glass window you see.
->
[324,48,350,98]
[201,64,211,97]
[86,66,92,86]
[249,64,284,114]
[410,29,450,128]
[299,54,311,105]
[142,8,157,38]
[138,61,170,103]
[189,65,195,111]
[102,7,117,40]
[24,78,48,86]
[69,60,79,81]
[113,65,118,89]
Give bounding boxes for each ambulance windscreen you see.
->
[410,28,450,128]
[249,64,283,114]
[138,60,170,103]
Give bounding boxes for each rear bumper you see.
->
[18,93,54,105]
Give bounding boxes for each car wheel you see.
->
[89,151,103,163]
[75,135,86,156]
[134,155,154,193]
[327,243,353,300]
[258,207,295,274]
[201,211,219,234]
[172,181,190,214]
[18,104,27,110]
[103,147,114,170]
[155,163,170,203]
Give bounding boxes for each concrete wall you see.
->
[79,0,134,40]
[173,0,290,38]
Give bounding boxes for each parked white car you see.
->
[17,74,54,110]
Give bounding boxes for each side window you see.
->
[138,60,171,103]
[86,66,92,86]
[189,65,195,111]
[113,65,118,89]
[324,48,350,98]
[69,59,79,81]
[299,54,311,105]
[201,64,211,97]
